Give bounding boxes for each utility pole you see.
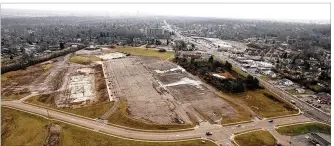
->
[47,109,50,118]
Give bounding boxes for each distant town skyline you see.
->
[2,4,330,23]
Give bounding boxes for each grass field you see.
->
[2,93,30,100]
[232,66,248,78]
[276,122,331,136]
[286,88,314,95]
[42,63,53,70]
[2,107,216,146]
[2,107,49,146]
[69,55,102,65]
[259,75,269,80]
[310,85,323,92]
[219,94,252,124]
[228,89,298,118]
[25,93,114,119]
[115,47,174,60]
[108,99,194,130]
[234,130,277,146]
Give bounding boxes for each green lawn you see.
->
[276,122,331,136]
[232,66,248,78]
[69,55,102,65]
[25,93,114,119]
[2,107,216,146]
[260,75,269,80]
[108,99,194,130]
[1,57,10,63]
[234,130,277,146]
[115,47,174,60]
[286,88,314,95]
[311,85,323,92]
[229,89,298,118]
[2,107,50,146]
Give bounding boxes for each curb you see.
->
[221,120,253,126]
[231,128,264,146]
[275,121,331,129]
[1,106,209,143]
[266,112,301,120]
[21,102,195,133]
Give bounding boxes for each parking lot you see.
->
[297,95,331,115]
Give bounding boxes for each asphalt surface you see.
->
[164,20,331,125]
[1,21,326,145]
[2,99,313,146]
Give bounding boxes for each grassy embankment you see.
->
[228,89,298,118]
[1,107,216,146]
[26,93,114,119]
[276,122,331,136]
[286,88,314,95]
[234,130,277,146]
[69,55,102,65]
[108,99,194,130]
[114,47,174,60]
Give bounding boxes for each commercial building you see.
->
[146,28,164,36]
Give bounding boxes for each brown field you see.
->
[1,61,54,100]
[2,107,217,146]
[229,89,298,118]
[104,56,238,126]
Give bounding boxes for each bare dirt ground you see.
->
[142,57,237,124]
[29,54,71,93]
[104,56,238,125]
[104,57,184,124]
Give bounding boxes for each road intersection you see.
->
[2,97,313,146]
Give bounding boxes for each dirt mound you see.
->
[43,124,61,146]
[219,72,236,79]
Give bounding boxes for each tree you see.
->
[304,61,310,70]
[191,44,195,49]
[59,42,65,49]
[190,57,195,64]
[283,52,288,59]
[225,61,232,71]
[155,40,162,45]
[208,55,214,64]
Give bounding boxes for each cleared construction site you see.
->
[103,55,237,125]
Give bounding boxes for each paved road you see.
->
[164,20,331,125]
[2,98,313,146]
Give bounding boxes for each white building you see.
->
[279,79,293,86]
[146,28,164,36]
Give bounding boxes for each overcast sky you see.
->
[2,4,330,21]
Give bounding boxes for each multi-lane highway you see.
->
[163,20,331,124]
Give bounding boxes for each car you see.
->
[206,132,213,136]
[290,100,296,104]
[236,125,241,127]
[268,120,274,123]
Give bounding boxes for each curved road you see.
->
[164,20,330,125]
[2,99,313,146]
